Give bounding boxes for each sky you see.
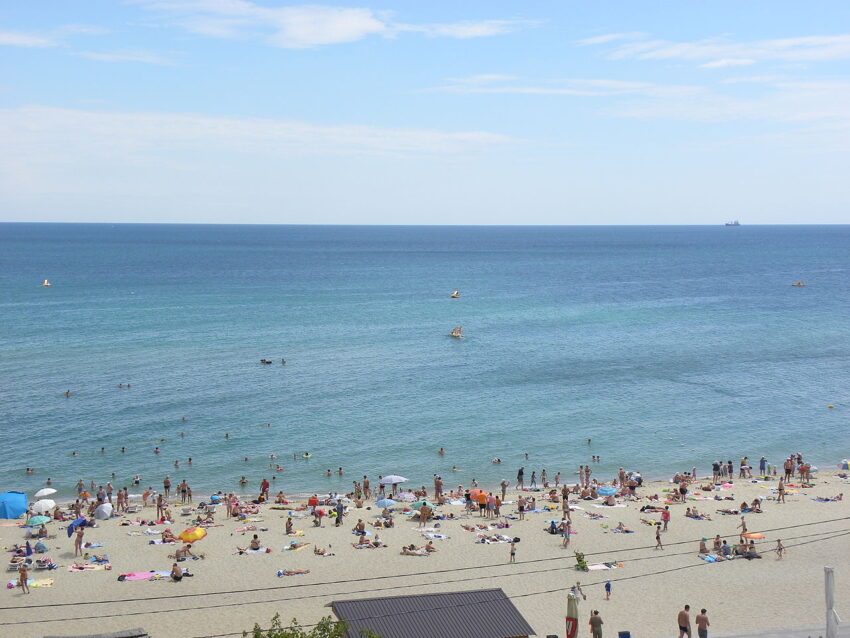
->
[1,1,850,225]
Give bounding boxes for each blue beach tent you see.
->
[0,491,27,519]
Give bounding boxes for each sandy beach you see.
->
[3,470,848,638]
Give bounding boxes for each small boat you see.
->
[450,290,460,298]
[724,220,740,226]
[449,326,463,338]
[41,279,51,287]
[791,281,807,287]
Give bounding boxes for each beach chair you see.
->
[125,505,142,514]
[204,505,216,515]
[181,507,193,516]
[34,558,54,570]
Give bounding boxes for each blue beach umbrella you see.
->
[67,517,87,537]
[375,499,396,508]
[597,487,617,496]
[25,516,50,527]
[411,500,434,510]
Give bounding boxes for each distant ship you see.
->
[41,279,52,287]
[449,326,463,338]
[724,220,740,226]
[450,290,460,298]
[791,281,807,287]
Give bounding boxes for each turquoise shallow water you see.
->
[1,224,848,500]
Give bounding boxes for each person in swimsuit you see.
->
[677,605,692,638]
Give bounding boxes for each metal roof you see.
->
[42,630,149,638]
[331,588,535,638]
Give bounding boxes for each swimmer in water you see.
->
[451,465,459,472]
[225,433,229,439]
[244,457,249,462]
[71,451,77,457]
[120,447,126,453]
[438,447,445,455]
[326,469,332,476]
[181,417,188,422]
[187,458,192,465]
[174,460,180,468]
[587,439,592,445]
[154,447,160,454]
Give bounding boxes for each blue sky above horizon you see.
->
[2,1,850,224]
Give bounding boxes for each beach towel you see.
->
[144,529,161,536]
[239,547,271,554]
[83,542,104,548]
[89,555,110,564]
[148,539,175,545]
[587,563,621,571]
[423,533,450,540]
[8,578,54,588]
[351,530,373,536]
[475,534,512,544]
[234,526,257,533]
[612,529,634,533]
[592,504,626,508]
[812,497,841,502]
[283,544,309,552]
[285,530,305,536]
[68,563,111,572]
[118,571,155,581]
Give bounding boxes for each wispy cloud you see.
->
[74,49,174,65]
[582,32,850,67]
[137,1,532,48]
[0,105,513,159]
[699,58,755,69]
[0,30,58,48]
[575,32,646,46]
[434,75,703,98]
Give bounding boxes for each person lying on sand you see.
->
[640,518,659,526]
[278,569,310,576]
[716,508,740,515]
[313,546,334,556]
[161,529,178,544]
[400,544,429,556]
[423,541,437,553]
[614,522,631,532]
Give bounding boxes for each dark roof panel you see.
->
[331,588,535,638]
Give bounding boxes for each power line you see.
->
[5,513,846,613]
[190,529,850,638]
[4,524,847,630]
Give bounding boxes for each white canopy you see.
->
[32,499,56,514]
[94,503,113,520]
[34,488,57,499]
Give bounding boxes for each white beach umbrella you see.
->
[32,499,56,514]
[379,475,408,485]
[94,503,113,520]
[34,488,57,499]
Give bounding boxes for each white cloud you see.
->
[0,30,58,48]
[137,1,530,48]
[575,32,646,46]
[0,105,512,160]
[435,75,703,98]
[583,32,850,65]
[75,49,174,65]
[700,58,755,69]
[399,20,533,40]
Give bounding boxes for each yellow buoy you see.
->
[828,404,835,409]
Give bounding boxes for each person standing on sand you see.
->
[363,476,371,499]
[737,516,747,534]
[655,528,663,550]
[661,506,670,531]
[500,479,509,500]
[516,467,525,490]
[163,476,171,498]
[18,562,29,594]
[775,539,784,559]
[509,541,516,563]
[777,478,786,503]
[678,605,692,638]
[530,471,537,489]
[604,580,611,600]
[589,610,603,638]
[74,526,85,556]
[695,609,709,638]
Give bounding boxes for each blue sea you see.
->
[1,224,848,501]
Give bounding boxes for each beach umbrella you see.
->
[67,517,86,537]
[469,489,482,498]
[31,499,56,514]
[94,503,113,520]
[25,515,50,527]
[379,475,408,485]
[597,487,617,496]
[395,492,416,502]
[178,527,207,543]
[34,488,57,499]
[565,592,579,638]
[411,500,434,510]
[0,491,27,520]
[375,499,396,508]
[838,460,849,470]
[742,532,765,539]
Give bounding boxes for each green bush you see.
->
[245,614,381,638]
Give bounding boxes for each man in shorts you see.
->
[677,604,692,638]
[695,608,710,638]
